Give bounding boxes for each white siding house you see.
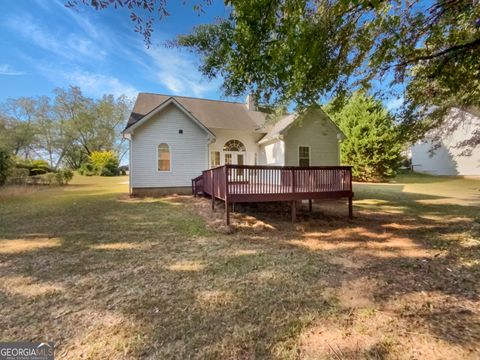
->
[411,108,480,177]
[130,104,210,190]
[123,93,344,195]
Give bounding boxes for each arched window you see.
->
[223,139,246,152]
[157,143,170,171]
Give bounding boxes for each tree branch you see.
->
[397,37,480,67]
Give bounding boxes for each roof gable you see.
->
[258,106,345,144]
[124,93,268,133]
[123,97,215,138]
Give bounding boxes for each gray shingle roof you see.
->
[125,93,270,132]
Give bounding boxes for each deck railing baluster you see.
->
[194,165,353,221]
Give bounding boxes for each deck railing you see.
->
[197,165,353,224]
[201,164,352,200]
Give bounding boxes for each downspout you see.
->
[122,131,132,195]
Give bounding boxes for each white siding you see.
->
[208,128,263,166]
[283,109,341,166]
[131,103,209,187]
[411,109,480,176]
[258,140,285,166]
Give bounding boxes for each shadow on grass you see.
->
[0,183,479,359]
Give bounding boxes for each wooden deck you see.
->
[192,165,353,225]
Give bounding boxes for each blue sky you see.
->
[0,1,403,111]
[0,0,234,102]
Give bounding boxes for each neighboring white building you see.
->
[411,108,480,176]
[123,93,344,195]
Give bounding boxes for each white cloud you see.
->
[143,45,220,97]
[5,13,107,61]
[63,70,138,98]
[32,61,138,99]
[0,64,25,75]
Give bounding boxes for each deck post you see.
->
[224,166,230,225]
[291,200,296,222]
[225,201,230,225]
[308,199,312,212]
[348,196,353,219]
[211,170,215,210]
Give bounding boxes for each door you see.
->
[224,151,245,177]
[224,151,245,165]
[236,153,244,176]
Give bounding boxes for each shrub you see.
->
[16,159,52,176]
[43,173,57,185]
[0,149,14,186]
[5,168,29,185]
[118,165,128,175]
[55,169,74,185]
[78,162,96,176]
[83,151,120,176]
[28,169,73,186]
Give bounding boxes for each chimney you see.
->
[246,92,257,111]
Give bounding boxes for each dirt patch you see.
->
[299,307,479,360]
[336,277,378,309]
[1,176,479,359]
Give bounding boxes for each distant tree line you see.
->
[0,86,131,168]
[0,86,132,185]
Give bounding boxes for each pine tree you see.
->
[326,92,403,182]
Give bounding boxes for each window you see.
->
[211,151,220,167]
[223,139,246,152]
[224,153,232,164]
[299,146,310,167]
[157,143,170,171]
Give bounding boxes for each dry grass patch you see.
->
[0,237,62,254]
[0,174,479,359]
[0,275,64,297]
[89,242,146,250]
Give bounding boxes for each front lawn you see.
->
[0,174,479,359]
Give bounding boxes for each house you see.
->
[123,93,345,196]
[411,108,480,177]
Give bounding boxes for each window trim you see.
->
[298,145,311,167]
[157,143,171,172]
[223,139,246,152]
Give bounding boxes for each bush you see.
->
[118,165,128,175]
[78,162,96,176]
[5,168,29,185]
[57,169,74,184]
[16,159,52,176]
[28,169,74,186]
[0,149,14,186]
[81,151,120,176]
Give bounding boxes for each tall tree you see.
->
[52,87,131,167]
[325,92,403,182]
[0,86,132,169]
[0,98,38,158]
[68,0,480,144]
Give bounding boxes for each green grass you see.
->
[0,173,479,359]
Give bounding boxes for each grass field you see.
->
[0,173,479,359]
